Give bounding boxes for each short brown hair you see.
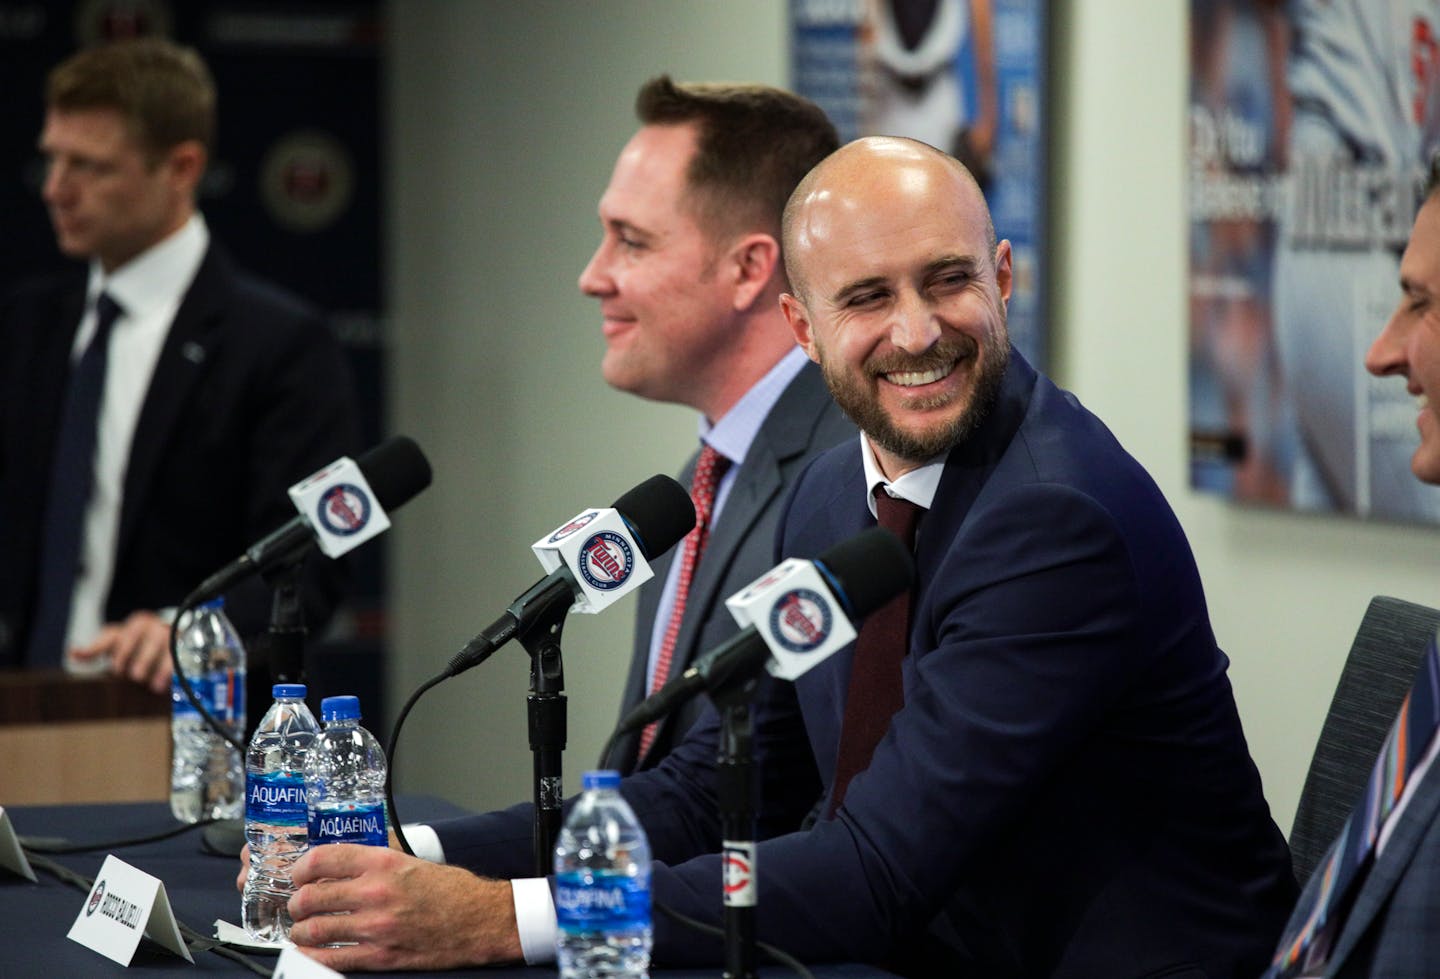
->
[47,37,215,161]
[636,75,838,244]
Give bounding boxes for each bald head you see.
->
[782,137,996,302]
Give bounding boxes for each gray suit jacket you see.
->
[606,360,854,773]
[1326,758,1440,977]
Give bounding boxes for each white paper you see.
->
[66,854,193,965]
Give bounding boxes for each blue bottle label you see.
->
[554,870,651,933]
[308,802,388,846]
[245,771,307,826]
[172,669,244,726]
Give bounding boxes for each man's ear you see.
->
[164,140,207,197]
[727,232,781,312]
[780,292,820,364]
[994,239,1013,304]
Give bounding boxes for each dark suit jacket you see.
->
[1290,713,1440,976]
[432,351,1297,977]
[608,361,856,773]
[0,242,362,668]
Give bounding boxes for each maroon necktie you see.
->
[637,444,730,762]
[830,489,923,812]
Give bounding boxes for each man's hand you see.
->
[287,844,525,971]
[70,610,174,694]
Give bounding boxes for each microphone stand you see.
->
[262,562,307,684]
[516,601,570,877]
[708,674,760,979]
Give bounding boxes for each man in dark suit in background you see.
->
[0,38,360,693]
[578,77,853,772]
[274,138,1296,977]
[1262,156,1440,979]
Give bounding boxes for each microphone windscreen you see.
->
[613,474,696,561]
[816,526,915,618]
[357,436,433,510]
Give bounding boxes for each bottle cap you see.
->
[581,770,621,791]
[198,596,226,610]
[273,683,307,699]
[321,695,361,722]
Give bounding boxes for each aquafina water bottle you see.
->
[169,598,245,823]
[554,770,652,978]
[304,695,389,847]
[242,683,319,942]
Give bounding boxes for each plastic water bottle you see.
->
[554,770,652,979]
[243,683,319,942]
[304,696,389,847]
[169,598,245,823]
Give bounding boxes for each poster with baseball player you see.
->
[1190,0,1440,523]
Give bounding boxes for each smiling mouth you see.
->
[883,363,956,387]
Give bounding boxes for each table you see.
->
[0,799,899,977]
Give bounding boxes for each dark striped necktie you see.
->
[25,293,124,666]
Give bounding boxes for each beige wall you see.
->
[387,1,1440,835]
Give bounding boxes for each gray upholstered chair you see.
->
[1287,596,1440,887]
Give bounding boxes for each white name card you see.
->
[275,945,346,978]
[0,808,36,882]
[67,854,192,966]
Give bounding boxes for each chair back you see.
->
[1288,596,1440,886]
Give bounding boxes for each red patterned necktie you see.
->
[829,488,924,813]
[637,443,731,762]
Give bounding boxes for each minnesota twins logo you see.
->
[767,588,833,652]
[577,531,634,591]
[316,482,372,536]
[87,880,106,916]
[548,511,599,543]
[722,847,752,895]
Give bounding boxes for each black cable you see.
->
[23,850,274,977]
[384,669,450,856]
[597,727,621,771]
[19,815,219,854]
[653,900,816,979]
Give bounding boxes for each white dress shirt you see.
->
[64,215,209,664]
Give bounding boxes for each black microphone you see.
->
[614,526,914,734]
[191,435,433,602]
[444,474,695,678]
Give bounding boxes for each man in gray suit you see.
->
[578,76,854,773]
[1265,155,1440,978]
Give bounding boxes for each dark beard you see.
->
[821,329,1009,465]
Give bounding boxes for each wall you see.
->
[388,0,1440,834]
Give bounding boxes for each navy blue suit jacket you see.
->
[433,351,1296,977]
[0,243,362,665]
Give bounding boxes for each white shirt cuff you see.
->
[512,877,558,964]
[402,823,446,863]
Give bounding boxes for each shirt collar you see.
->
[88,213,209,317]
[700,345,810,465]
[860,434,945,518]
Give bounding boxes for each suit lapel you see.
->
[116,246,226,558]
[648,365,836,743]
[1327,758,1440,971]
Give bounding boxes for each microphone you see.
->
[613,526,914,734]
[444,474,695,678]
[191,435,433,602]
